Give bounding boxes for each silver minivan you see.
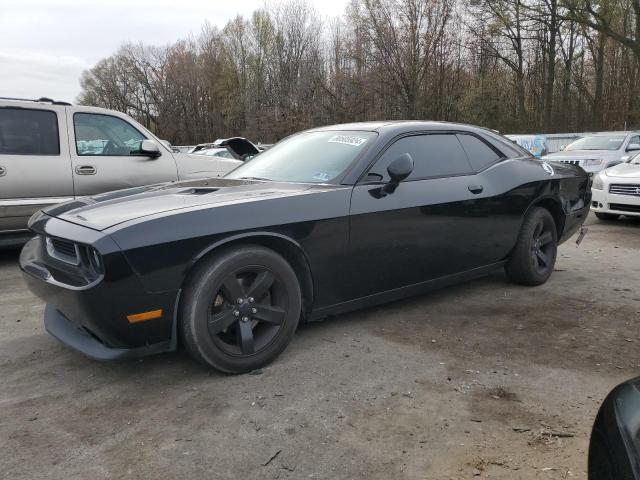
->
[0,98,253,245]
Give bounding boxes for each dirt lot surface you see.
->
[1,213,639,480]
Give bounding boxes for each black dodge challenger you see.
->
[20,121,591,373]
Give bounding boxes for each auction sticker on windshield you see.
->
[328,135,368,147]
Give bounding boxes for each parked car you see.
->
[591,151,640,220]
[20,121,591,373]
[188,137,260,160]
[589,376,640,479]
[197,147,238,159]
[0,97,245,246]
[541,131,640,174]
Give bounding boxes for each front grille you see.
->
[558,159,581,165]
[46,237,79,265]
[609,184,640,196]
[609,203,640,213]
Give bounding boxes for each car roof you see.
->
[0,98,130,116]
[309,120,492,135]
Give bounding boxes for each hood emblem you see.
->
[541,162,555,175]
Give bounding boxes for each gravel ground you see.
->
[1,212,639,480]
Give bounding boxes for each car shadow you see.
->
[297,269,510,334]
[0,246,21,267]
[610,216,640,226]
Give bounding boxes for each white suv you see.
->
[0,97,251,246]
[541,132,640,174]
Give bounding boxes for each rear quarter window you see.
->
[457,134,502,171]
[484,131,531,158]
[0,108,60,155]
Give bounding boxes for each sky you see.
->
[0,0,349,103]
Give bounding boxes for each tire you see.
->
[505,207,558,286]
[180,245,302,373]
[595,212,619,221]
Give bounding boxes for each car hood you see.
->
[43,178,313,231]
[605,163,640,178]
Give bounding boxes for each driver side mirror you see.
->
[383,153,414,195]
[589,377,640,480]
[627,143,640,152]
[139,139,161,158]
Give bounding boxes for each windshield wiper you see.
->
[239,176,272,182]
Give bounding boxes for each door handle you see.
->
[0,165,5,177]
[468,184,483,194]
[75,165,97,175]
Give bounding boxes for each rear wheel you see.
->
[180,245,301,373]
[595,212,619,221]
[505,207,558,286]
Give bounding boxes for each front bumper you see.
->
[548,159,602,174]
[20,224,179,360]
[592,189,640,216]
[44,304,172,360]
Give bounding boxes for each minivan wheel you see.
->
[180,245,302,373]
[505,207,558,286]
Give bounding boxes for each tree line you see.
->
[77,0,640,144]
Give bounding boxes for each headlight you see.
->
[583,158,603,166]
[592,174,604,190]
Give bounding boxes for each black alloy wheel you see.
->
[208,267,288,356]
[180,245,302,373]
[505,207,558,286]
[530,217,555,275]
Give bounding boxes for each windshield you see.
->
[565,135,625,151]
[630,152,640,164]
[225,131,376,183]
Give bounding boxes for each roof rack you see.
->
[0,96,71,106]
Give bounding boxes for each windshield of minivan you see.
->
[565,135,625,151]
[225,131,376,183]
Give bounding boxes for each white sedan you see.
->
[591,152,640,220]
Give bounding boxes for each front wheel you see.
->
[505,207,558,286]
[595,212,619,221]
[180,245,302,373]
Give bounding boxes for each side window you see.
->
[368,134,473,181]
[457,134,502,172]
[627,135,640,149]
[0,108,59,155]
[74,113,146,156]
